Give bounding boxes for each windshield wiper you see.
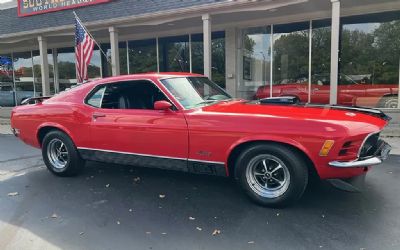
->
[193,100,219,107]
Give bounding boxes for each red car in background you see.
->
[255,74,399,108]
[11,73,392,207]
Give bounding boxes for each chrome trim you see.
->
[329,157,382,168]
[357,131,380,158]
[77,147,225,165]
[187,159,225,165]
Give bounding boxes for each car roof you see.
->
[91,72,205,85]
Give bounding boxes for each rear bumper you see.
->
[11,127,20,137]
[329,141,391,168]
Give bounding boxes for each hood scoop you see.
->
[259,96,300,105]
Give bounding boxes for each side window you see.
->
[86,86,106,108]
[100,80,170,110]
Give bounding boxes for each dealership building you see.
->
[0,0,400,114]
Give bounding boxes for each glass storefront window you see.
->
[33,50,55,95]
[119,42,128,75]
[311,20,331,104]
[57,47,101,92]
[191,34,204,75]
[13,51,34,105]
[159,35,190,72]
[241,26,271,100]
[0,54,15,107]
[272,22,309,102]
[212,32,226,88]
[88,46,101,80]
[191,32,226,88]
[339,13,400,108]
[100,43,112,77]
[129,39,158,74]
[101,42,127,77]
[57,48,77,92]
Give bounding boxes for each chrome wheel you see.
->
[47,138,69,169]
[245,154,290,198]
[383,97,398,109]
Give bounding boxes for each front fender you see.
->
[225,135,316,168]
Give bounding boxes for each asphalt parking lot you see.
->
[0,134,400,250]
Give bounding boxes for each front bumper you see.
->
[329,140,391,168]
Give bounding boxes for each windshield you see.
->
[160,77,231,109]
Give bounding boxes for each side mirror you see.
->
[154,100,173,111]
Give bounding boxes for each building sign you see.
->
[18,0,112,17]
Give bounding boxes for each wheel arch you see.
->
[378,93,398,108]
[226,137,318,179]
[37,123,75,147]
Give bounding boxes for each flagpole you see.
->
[73,11,110,63]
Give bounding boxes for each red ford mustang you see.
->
[11,73,392,207]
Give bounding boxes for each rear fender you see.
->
[36,122,75,147]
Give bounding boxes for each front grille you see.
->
[339,141,353,156]
[359,133,380,159]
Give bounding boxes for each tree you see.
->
[272,30,309,83]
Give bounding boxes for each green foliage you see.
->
[273,30,309,83]
[341,21,400,84]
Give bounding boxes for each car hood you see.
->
[200,100,389,131]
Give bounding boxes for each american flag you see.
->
[75,17,94,84]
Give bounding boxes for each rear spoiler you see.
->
[21,96,52,105]
[306,104,392,121]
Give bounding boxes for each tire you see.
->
[235,143,308,207]
[42,130,85,177]
[379,96,398,109]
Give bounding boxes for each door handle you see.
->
[93,113,106,119]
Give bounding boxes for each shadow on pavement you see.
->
[0,155,399,250]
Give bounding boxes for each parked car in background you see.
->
[0,84,36,107]
[255,74,399,108]
[11,73,392,207]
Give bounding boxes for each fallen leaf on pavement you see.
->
[7,192,19,196]
[212,229,221,236]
